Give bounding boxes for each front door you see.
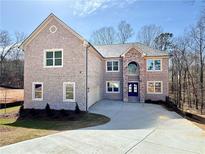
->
[128,82,138,96]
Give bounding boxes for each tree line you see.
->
[90,20,173,52]
[0,31,25,88]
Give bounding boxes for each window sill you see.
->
[146,70,162,72]
[106,92,120,94]
[44,66,63,68]
[32,99,43,101]
[106,71,120,73]
[147,92,163,94]
[63,99,76,102]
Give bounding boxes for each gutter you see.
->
[84,41,90,112]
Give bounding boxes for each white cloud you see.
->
[69,0,137,16]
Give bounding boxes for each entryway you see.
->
[128,82,139,102]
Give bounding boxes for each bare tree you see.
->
[0,30,25,87]
[189,12,205,114]
[90,27,116,45]
[0,30,14,80]
[154,32,173,51]
[137,24,163,47]
[117,21,134,44]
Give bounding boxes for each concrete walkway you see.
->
[0,100,205,154]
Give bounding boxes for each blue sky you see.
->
[0,0,204,42]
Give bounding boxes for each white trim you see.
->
[32,82,43,101]
[49,25,57,33]
[106,60,120,72]
[146,59,162,72]
[147,81,163,94]
[63,82,75,102]
[106,81,120,93]
[43,49,63,68]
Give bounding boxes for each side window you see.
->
[106,60,119,72]
[45,49,63,67]
[63,82,75,102]
[32,82,43,101]
[147,59,162,71]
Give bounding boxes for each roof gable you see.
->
[20,13,85,49]
[121,46,146,57]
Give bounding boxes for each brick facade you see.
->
[22,14,169,111]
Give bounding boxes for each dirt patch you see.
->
[0,87,24,104]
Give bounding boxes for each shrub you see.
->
[75,103,80,114]
[30,108,36,117]
[45,103,52,116]
[60,109,68,116]
[19,104,24,117]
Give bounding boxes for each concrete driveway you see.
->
[1,100,205,154]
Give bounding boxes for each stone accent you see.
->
[122,48,146,102]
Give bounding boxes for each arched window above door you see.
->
[128,62,139,75]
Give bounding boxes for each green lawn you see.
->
[0,106,20,114]
[0,107,110,147]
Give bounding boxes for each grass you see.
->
[0,106,20,114]
[0,106,110,147]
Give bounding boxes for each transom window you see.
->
[32,82,43,101]
[44,49,63,67]
[147,59,161,71]
[147,81,163,94]
[106,81,120,93]
[106,60,119,72]
[63,82,75,102]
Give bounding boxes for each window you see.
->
[106,81,120,93]
[44,49,63,67]
[63,82,75,102]
[32,82,43,101]
[106,60,119,72]
[128,62,139,75]
[147,59,161,71]
[147,81,163,94]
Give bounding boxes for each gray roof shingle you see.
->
[94,42,169,58]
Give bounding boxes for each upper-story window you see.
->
[44,49,63,67]
[106,60,119,72]
[147,59,162,71]
[128,62,139,75]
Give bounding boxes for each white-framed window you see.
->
[106,81,120,93]
[147,81,163,94]
[147,59,162,71]
[63,82,75,102]
[32,82,43,101]
[106,60,119,72]
[44,49,63,68]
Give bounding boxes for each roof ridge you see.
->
[94,42,141,46]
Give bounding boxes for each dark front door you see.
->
[128,82,138,96]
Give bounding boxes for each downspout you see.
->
[83,41,90,112]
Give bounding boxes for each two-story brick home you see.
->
[20,13,169,111]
